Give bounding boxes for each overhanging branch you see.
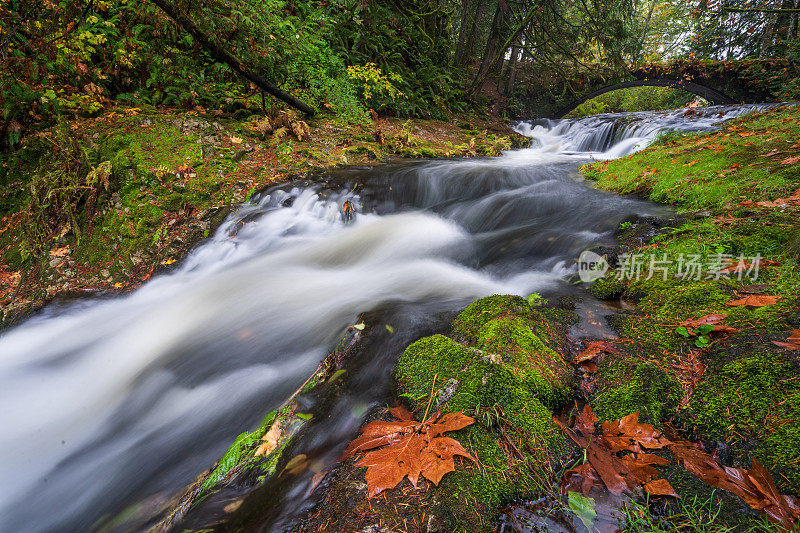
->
[149,0,316,116]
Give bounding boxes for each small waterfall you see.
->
[513,104,772,158]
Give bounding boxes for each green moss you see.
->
[475,317,572,408]
[201,429,263,492]
[199,405,291,493]
[395,335,474,394]
[397,334,565,445]
[689,353,800,493]
[593,360,681,427]
[396,323,569,531]
[451,294,534,343]
[589,277,627,300]
[585,106,800,211]
[431,425,547,532]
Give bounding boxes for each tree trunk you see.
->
[455,0,473,65]
[148,0,316,115]
[760,6,780,57]
[503,41,521,95]
[637,0,657,61]
[791,0,800,41]
[476,1,511,82]
[465,0,488,63]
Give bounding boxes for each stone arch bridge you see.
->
[510,59,798,119]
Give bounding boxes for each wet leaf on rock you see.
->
[573,341,623,364]
[772,329,800,350]
[643,478,678,497]
[669,440,800,529]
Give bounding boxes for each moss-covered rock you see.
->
[592,359,681,426]
[588,277,627,300]
[688,353,800,493]
[450,294,534,343]
[396,336,567,531]
[393,295,576,531]
[475,317,572,408]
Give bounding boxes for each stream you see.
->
[0,104,765,532]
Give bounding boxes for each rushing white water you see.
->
[513,104,771,159]
[0,104,766,532]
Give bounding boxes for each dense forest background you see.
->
[2,0,800,149]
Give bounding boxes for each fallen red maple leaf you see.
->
[573,341,623,364]
[677,314,739,336]
[679,314,727,328]
[669,440,800,529]
[772,329,800,350]
[557,408,673,497]
[342,406,476,498]
[672,351,707,409]
[727,294,781,308]
[644,478,678,497]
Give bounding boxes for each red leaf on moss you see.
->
[727,294,780,307]
[344,407,475,498]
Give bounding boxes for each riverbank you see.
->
[0,108,528,327]
[178,104,800,532]
[584,104,800,494]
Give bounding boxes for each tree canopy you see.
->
[1,0,799,149]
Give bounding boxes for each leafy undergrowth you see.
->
[578,104,800,512]
[0,106,527,326]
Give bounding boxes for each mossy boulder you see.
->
[450,294,534,343]
[688,353,800,493]
[396,333,568,531]
[589,277,627,300]
[394,296,577,531]
[592,359,681,427]
[475,317,572,408]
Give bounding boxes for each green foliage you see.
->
[346,63,406,111]
[0,0,466,145]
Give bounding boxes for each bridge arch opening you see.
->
[556,79,738,118]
